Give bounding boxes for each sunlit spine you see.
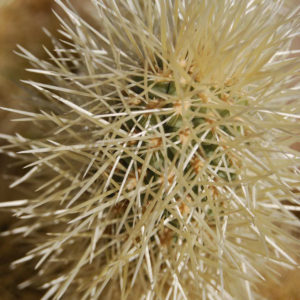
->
[0,1,299,299]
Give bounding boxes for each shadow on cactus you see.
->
[0,0,299,299]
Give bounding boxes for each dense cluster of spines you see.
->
[0,0,299,299]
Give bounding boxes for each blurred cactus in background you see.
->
[0,0,299,299]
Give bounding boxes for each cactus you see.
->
[0,0,299,299]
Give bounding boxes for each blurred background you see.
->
[0,0,299,299]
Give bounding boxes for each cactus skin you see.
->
[0,1,300,299]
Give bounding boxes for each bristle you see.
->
[1,0,299,299]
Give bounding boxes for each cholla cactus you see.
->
[1,0,299,299]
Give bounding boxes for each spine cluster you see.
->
[0,1,299,299]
